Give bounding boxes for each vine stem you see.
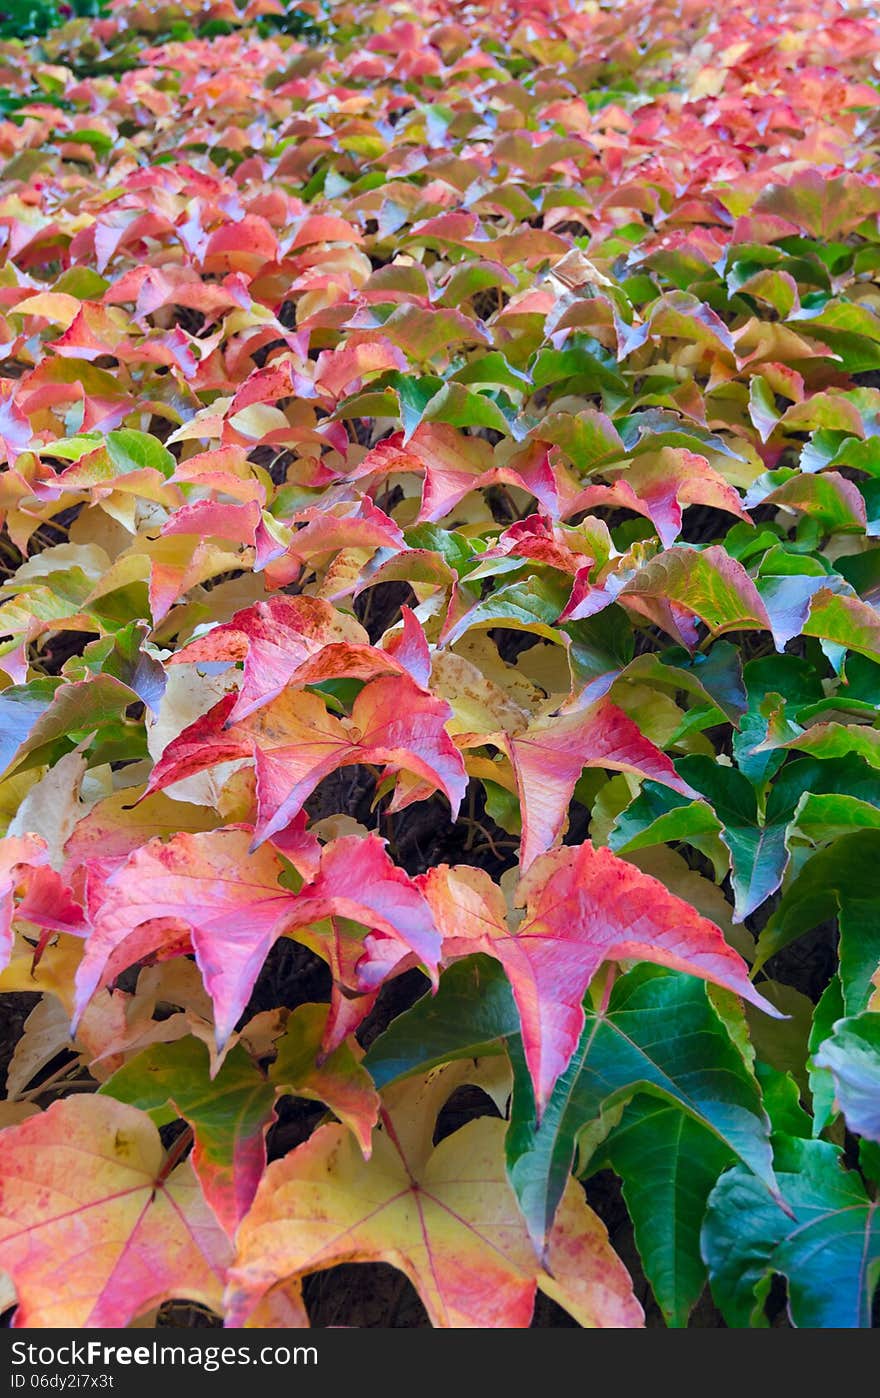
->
[15,1060,83,1102]
[157,1126,194,1186]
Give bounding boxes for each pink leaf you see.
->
[423,845,781,1113]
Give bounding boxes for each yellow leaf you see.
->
[226,1064,642,1328]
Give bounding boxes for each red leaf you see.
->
[146,675,467,844]
[170,595,397,722]
[495,697,697,870]
[0,834,84,971]
[567,450,750,549]
[73,828,297,1048]
[73,830,441,1049]
[422,845,780,1113]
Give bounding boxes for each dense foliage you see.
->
[0,0,879,1330]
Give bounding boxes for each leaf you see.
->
[599,1100,733,1328]
[363,955,515,1090]
[74,829,441,1049]
[100,1038,277,1236]
[571,449,749,549]
[169,596,381,723]
[1,675,142,778]
[269,1003,380,1157]
[500,697,697,870]
[288,833,442,993]
[804,588,880,664]
[6,748,89,869]
[5,995,74,1100]
[608,785,724,871]
[441,575,570,648]
[73,828,297,1050]
[812,1014,880,1144]
[145,676,467,843]
[505,964,775,1248]
[421,846,777,1115]
[755,831,880,1013]
[0,1096,230,1327]
[362,953,773,1289]
[225,1065,643,1329]
[0,686,54,774]
[64,621,166,713]
[702,1137,880,1328]
[768,721,880,768]
[674,753,880,921]
[755,171,880,239]
[620,642,747,724]
[620,546,772,649]
[0,832,83,969]
[64,786,219,864]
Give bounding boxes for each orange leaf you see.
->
[225,1065,642,1328]
[0,1097,230,1327]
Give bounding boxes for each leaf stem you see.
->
[157,1125,194,1185]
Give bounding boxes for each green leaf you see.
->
[442,575,570,646]
[812,1013,880,1143]
[363,955,514,1090]
[808,976,845,1137]
[771,721,880,769]
[677,754,880,921]
[451,351,530,392]
[702,1137,880,1327]
[755,832,880,1014]
[608,785,723,870]
[754,1063,812,1140]
[105,429,176,479]
[422,382,520,436]
[599,1100,731,1328]
[268,1002,379,1154]
[505,965,774,1248]
[747,981,814,1097]
[530,407,624,472]
[791,790,880,843]
[620,642,747,725]
[62,621,166,712]
[5,674,147,774]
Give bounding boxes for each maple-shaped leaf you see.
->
[493,696,697,870]
[74,829,440,1050]
[72,829,297,1050]
[0,1096,230,1327]
[145,675,466,844]
[225,1064,643,1329]
[565,449,750,549]
[169,595,399,722]
[421,846,779,1113]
